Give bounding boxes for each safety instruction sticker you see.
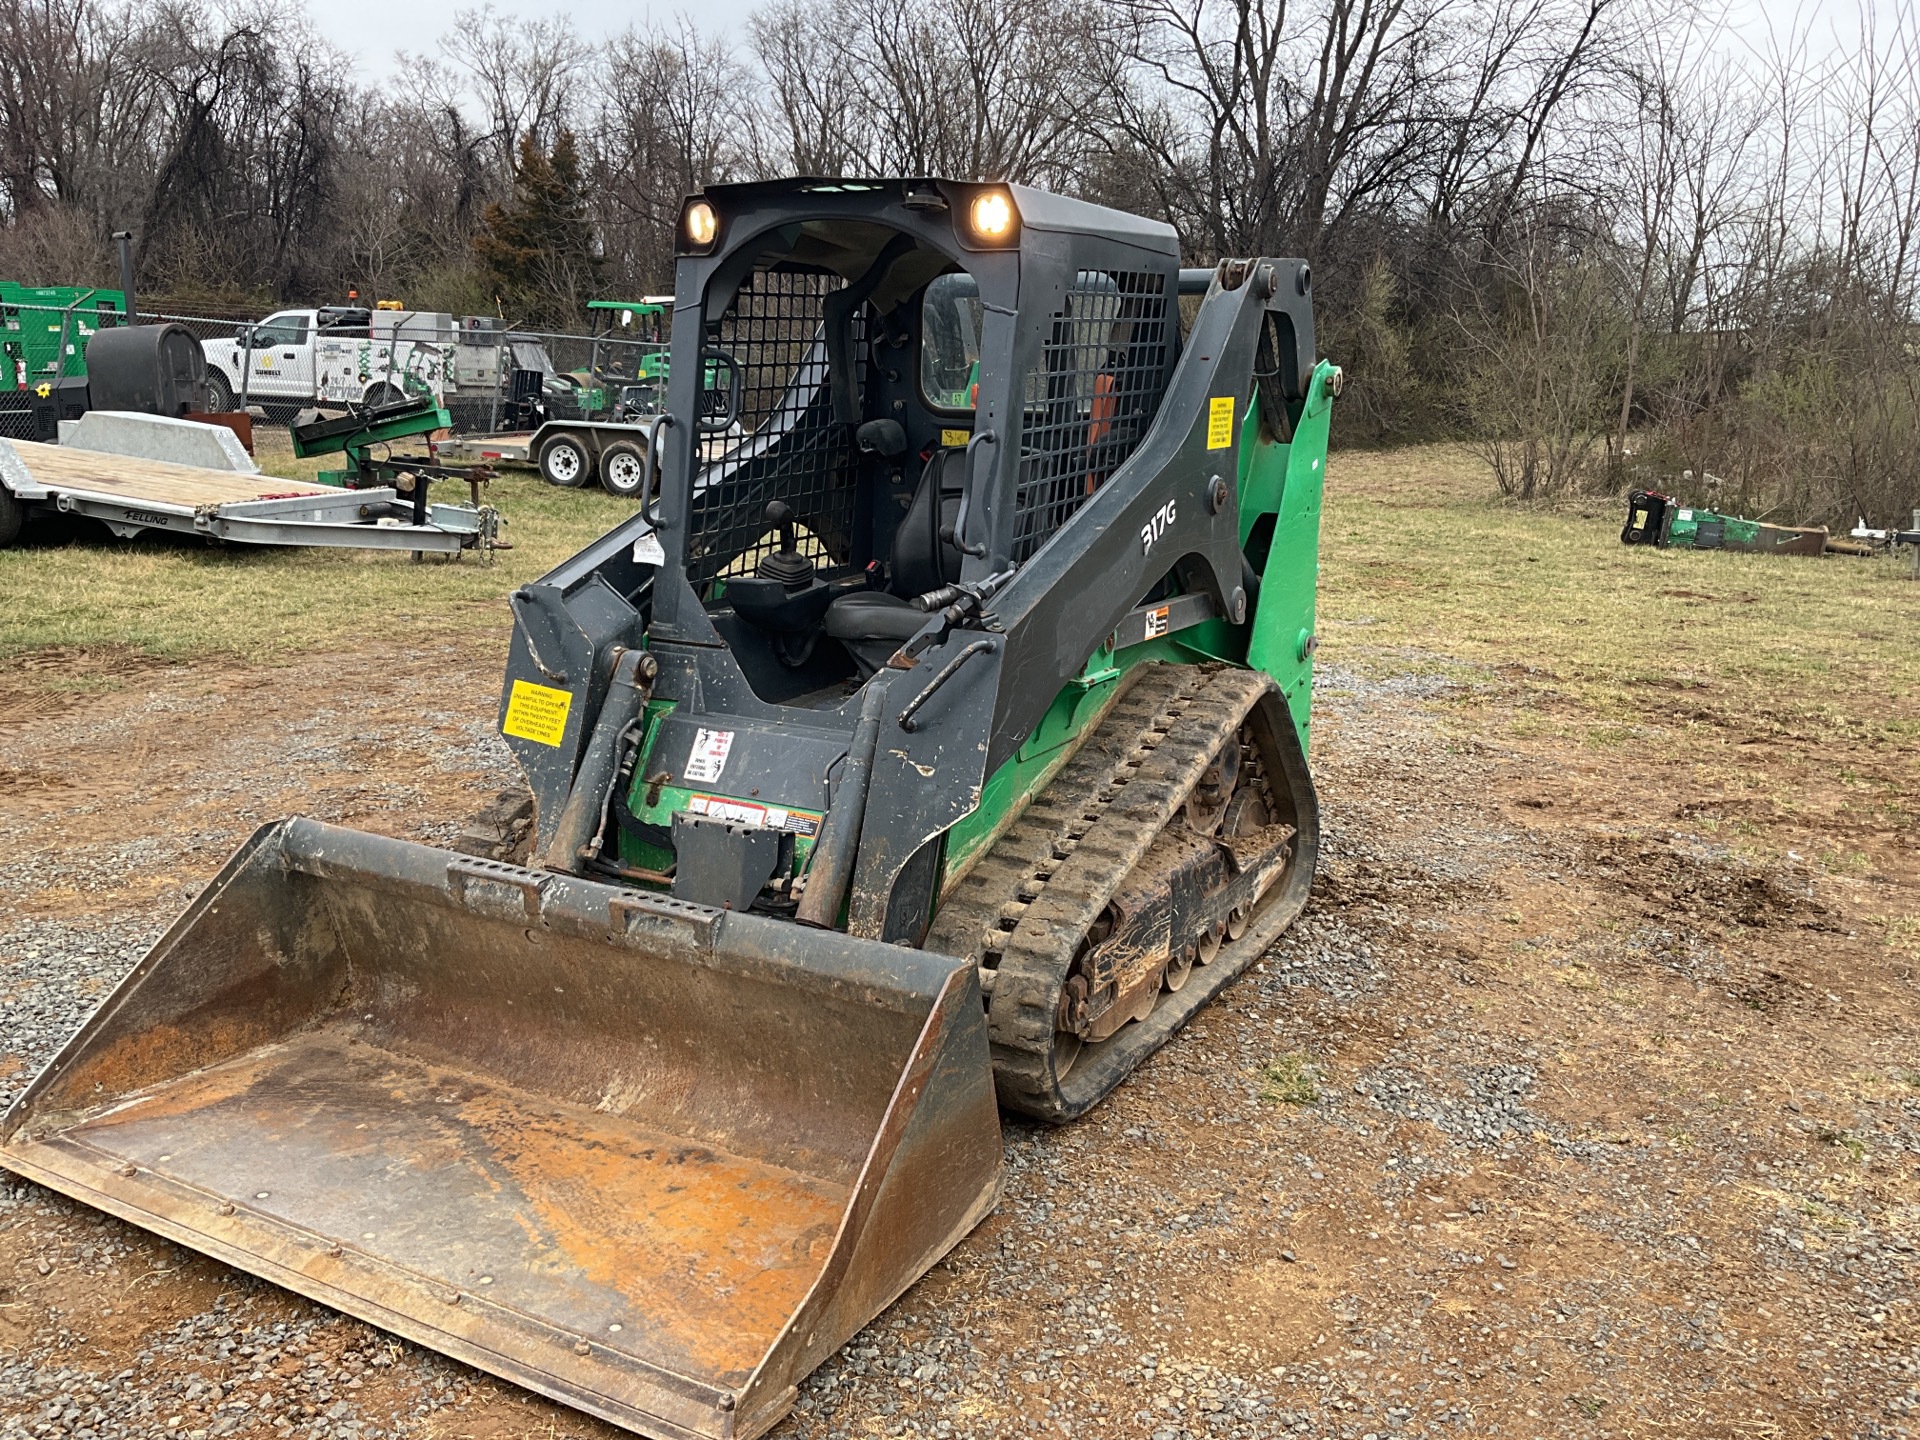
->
[687,793,822,837]
[940,428,971,448]
[1206,396,1235,449]
[502,680,573,747]
[684,727,735,784]
[1145,604,1172,639]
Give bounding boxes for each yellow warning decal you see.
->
[502,679,573,747]
[940,428,971,448]
[1206,396,1235,449]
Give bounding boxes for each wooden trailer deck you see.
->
[3,439,333,507]
[0,437,487,555]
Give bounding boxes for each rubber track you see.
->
[926,663,1279,1121]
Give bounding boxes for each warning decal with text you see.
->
[502,680,574,747]
[683,728,736,784]
[1206,396,1235,449]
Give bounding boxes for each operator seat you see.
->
[824,448,967,675]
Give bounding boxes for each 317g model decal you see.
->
[1141,498,1177,555]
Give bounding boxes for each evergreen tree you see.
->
[473,130,601,321]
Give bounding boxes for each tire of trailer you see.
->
[538,433,592,488]
[0,483,24,549]
[598,441,647,497]
[203,368,236,413]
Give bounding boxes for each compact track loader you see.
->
[1,179,1339,1440]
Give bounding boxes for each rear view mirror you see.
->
[699,348,742,433]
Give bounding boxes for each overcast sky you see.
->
[314,0,1882,89]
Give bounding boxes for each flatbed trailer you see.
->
[0,439,490,554]
[432,419,653,495]
[431,432,535,466]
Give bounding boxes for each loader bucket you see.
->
[0,820,1003,1440]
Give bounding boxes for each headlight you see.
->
[967,189,1017,243]
[682,199,719,252]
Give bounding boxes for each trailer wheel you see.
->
[599,441,647,498]
[0,485,23,549]
[538,433,591,488]
[203,368,236,413]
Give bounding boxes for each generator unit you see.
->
[0,284,127,394]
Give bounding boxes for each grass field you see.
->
[0,432,633,660]
[5,438,1916,804]
[1316,447,1920,861]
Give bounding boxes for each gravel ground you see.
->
[2,644,1915,1439]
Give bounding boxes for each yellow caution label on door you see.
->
[502,679,573,747]
[1206,396,1235,449]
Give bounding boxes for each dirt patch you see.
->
[0,640,1915,1440]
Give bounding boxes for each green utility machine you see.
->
[2,179,1340,1440]
[0,283,126,394]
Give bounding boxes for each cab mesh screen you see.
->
[686,264,864,589]
[1011,270,1171,562]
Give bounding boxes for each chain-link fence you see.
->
[1,301,674,442]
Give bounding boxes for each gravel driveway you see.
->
[2,643,1914,1440]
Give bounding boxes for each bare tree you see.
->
[586,19,753,291]
[0,0,1912,526]
[427,7,588,192]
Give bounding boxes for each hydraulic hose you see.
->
[541,647,655,874]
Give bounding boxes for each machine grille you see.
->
[1010,270,1172,563]
[0,403,37,442]
[685,264,864,589]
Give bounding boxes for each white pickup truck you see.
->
[201,308,521,417]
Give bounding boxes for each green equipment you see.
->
[1,180,1339,1440]
[289,394,504,555]
[0,284,127,394]
[1622,488,1829,556]
[583,298,673,416]
[289,392,455,487]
